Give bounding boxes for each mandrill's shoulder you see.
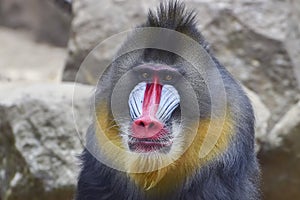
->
[76,148,135,200]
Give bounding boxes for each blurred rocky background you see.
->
[0,0,299,199]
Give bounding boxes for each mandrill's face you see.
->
[120,64,183,154]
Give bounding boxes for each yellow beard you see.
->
[95,102,234,193]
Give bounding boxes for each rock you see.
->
[0,27,66,82]
[200,1,300,127]
[0,0,71,47]
[0,83,92,200]
[266,101,300,148]
[285,0,300,88]
[258,101,300,200]
[244,87,270,152]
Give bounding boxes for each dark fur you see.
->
[76,1,260,199]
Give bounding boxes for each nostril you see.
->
[149,122,155,129]
[138,121,145,127]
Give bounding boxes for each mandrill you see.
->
[76,1,260,200]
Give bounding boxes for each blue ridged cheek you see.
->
[128,82,180,122]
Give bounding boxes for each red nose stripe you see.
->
[142,77,162,116]
[132,76,164,139]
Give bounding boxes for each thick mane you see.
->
[144,0,210,53]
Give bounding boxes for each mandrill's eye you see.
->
[142,72,149,79]
[156,85,180,122]
[164,74,172,81]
